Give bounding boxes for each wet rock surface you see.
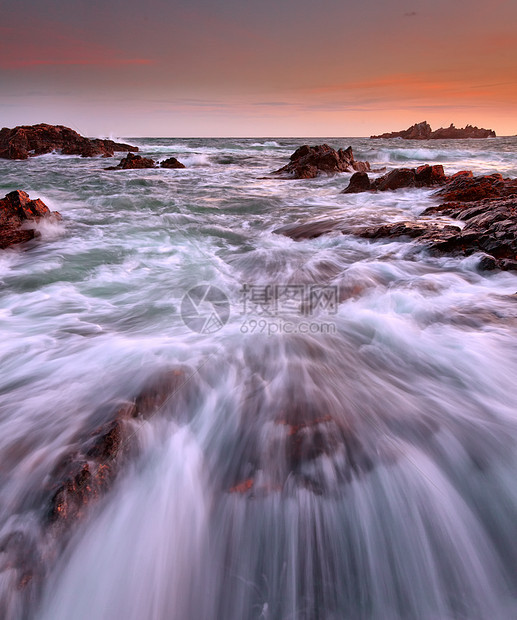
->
[342,164,447,193]
[273,144,370,179]
[280,171,517,270]
[160,157,186,169]
[106,152,157,170]
[371,121,496,140]
[2,366,198,614]
[0,124,137,160]
[0,190,61,249]
[106,153,186,170]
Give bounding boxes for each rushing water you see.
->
[1,137,517,619]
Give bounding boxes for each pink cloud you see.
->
[0,26,154,70]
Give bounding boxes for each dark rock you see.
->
[430,123,496,139]
[0,124,137,160]
[273,144,370,179]
[160,157,186,169]
[371,121,432,140]
[106,152,156,170]
[343,171,371,193]
[358,194,517,270]
[0,190,61,250]
[344,164,448,194]
[374,168,416,191]
[371,121,496,140]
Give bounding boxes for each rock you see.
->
[371,121,432,140]
[371,121,496,140]
[436,173,517,202]
[415,164,446,186]
[0,190,61,250]
[430,123,496,139]
[342,164,448,194]
[374,168,417,191]
[342,171,371,193]
[106,152,156,170]
[274,218,344,240]
[358,191,517,270]
[273,144,370,179]
[160,157,186,169]
[0,124,138,160]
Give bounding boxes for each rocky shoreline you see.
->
[276,161,517,271]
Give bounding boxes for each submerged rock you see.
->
[0,123,138,160]
[0,190,61,250]
[371,121,496,140]
[273,144,370,179]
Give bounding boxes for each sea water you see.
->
[1,137,517,619]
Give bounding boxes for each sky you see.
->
[1,0,516,137]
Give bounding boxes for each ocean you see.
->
[1,136,517,619]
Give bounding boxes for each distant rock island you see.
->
[0,123,138,159]
[371,121,496,140]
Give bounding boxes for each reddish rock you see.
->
[0,190,60,250]
[342,164,448,194]
[415,164,446,186]
[273,144,370,179]
[0,124,138,160]
[436,173,517,202]
[106,152,156,170]
[451,170,474,179]
[371,121,495,140]
[342,171,371,193]
[160,157,186,169]
[374,168,416,191]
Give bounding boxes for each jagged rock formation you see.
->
[0,124,138,159]
[343,164,447,193]
[278,171,517,271]
[273,144,370,179]
[0,190,61,249]
[371,121,496,140]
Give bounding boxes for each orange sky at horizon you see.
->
[1,0,516,137]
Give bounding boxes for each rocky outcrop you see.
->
[0,124,138,160]
[342,164,447,193]
[371,121,433,140]
[278,169,517,271]
[106,152,156,170]
[430,124,496,139]
[0,190,60,249]
[436,173,517,202]
[106,153,186,170]
[371,121,496,140]
[160,157,186,169]
[273,144,370,179]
